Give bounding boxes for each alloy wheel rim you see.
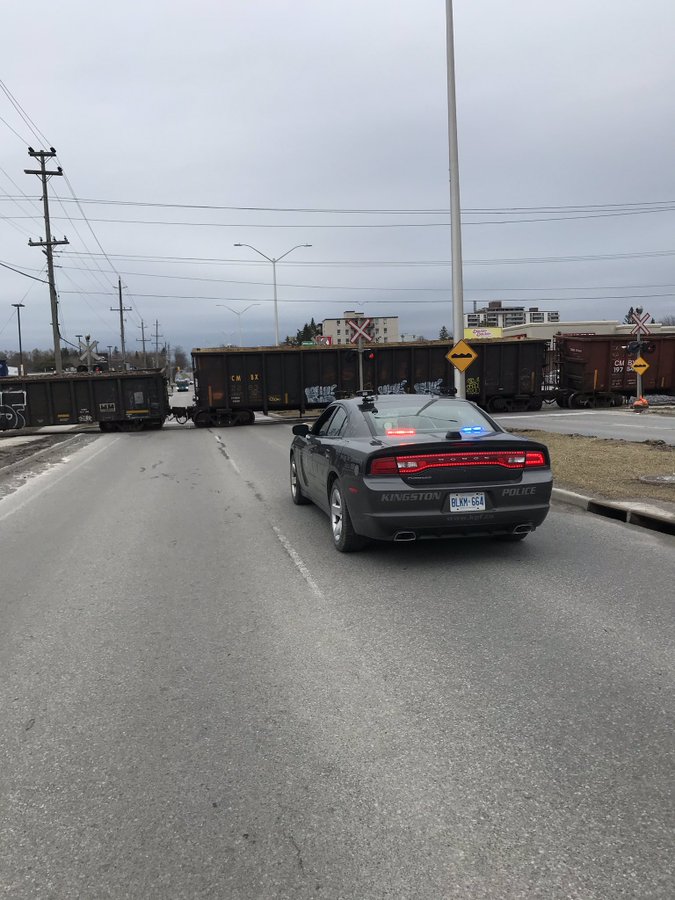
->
[331,487,343,541]
[291,460,298,496]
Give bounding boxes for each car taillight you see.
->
[525,450,547,467]
[369,449,547,475]
[369,456,399,475]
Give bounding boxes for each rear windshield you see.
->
[362,399,497,437]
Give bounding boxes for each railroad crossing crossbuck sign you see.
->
[630,356,650,375]
[630,311,652,335]
[348,318,373,343]
[446,339,478,372]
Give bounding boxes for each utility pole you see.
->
[25,147,68,373]
[137,320,148,368]
[107,345,113,371]
[12,302,25,375]
[165,342,172,382]
[111,278,132,370]
[153,319,163,368]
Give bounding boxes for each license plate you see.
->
[448,491,486,513]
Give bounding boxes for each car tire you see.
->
[290,455,311,505]
[329,480,365,552]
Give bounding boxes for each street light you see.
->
[216,302,261,347]
[234,243,312,346]
[11,303,25,375]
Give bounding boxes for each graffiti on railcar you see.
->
[0,389,27,430]
[305,384,337,404]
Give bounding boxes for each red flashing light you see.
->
[386,427,417,436]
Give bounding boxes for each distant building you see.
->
[500,320,675,347]
[465,301,560,329]
[321,311,400,345]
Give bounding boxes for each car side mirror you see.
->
[292,423,310,436]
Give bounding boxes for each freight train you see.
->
[188,339,549,426]
[0,369,169,432]
[553,334,675,408]
[1,335,673,433]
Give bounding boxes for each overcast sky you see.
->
[1,0,674,357]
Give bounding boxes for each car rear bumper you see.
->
[347,474,553,542]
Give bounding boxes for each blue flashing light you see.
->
[461,425,485,434]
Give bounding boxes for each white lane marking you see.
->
[271,525,324,600]
[214,434,241,474]
[0,437,121,524]
[211,432,323,599]
[499,412,601,419]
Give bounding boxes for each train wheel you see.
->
[487,397,508,413]
[527,398,543,412]
[214,411,236,427]
[194,410,212,428]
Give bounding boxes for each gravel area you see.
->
[513,429,675,505]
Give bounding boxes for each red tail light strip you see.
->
[369,450,546,475]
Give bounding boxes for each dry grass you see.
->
[512,429,675,503]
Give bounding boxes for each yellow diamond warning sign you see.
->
[631,357,650,374]
[446,339,478,372]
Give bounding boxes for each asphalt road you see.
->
[494,406,675,444]
[0,422,673,899]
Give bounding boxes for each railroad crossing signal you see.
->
[348,318,373,343]
[630,356,650,375]
[446,339,477,372]
[630,311,652,335]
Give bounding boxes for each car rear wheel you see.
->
[329,481,365,552]
[290,455,311,505]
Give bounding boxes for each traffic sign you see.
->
[446,339,478,372]
[630,356,650,374]
[348,318,373,343]
[630,311,652,335]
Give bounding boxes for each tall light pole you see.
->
[12,303,25,375]
[234,243,312,346]
[216,303,261,347]
[446,0,466,397]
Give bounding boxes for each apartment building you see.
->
[465,301,560,329]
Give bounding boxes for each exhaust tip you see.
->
[513,524,533,535]
[394,531,417,542]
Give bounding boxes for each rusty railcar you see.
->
[555,334,675,407]
[190,340,548,425]
[0,369,170,432]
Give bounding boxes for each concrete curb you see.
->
[552,487,675,536]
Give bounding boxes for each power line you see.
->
[4,207,675,228]
[53,263,675,294]
[2,194,674,214]
[57,289,675,304]
[0,259,49,282]
[59,248,675,268]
